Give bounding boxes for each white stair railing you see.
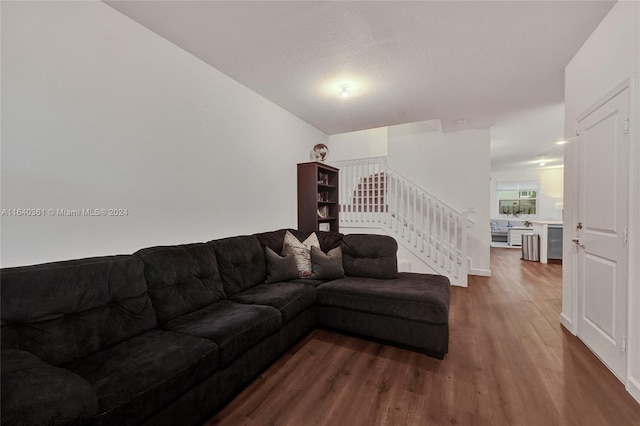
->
[329,157,468,286]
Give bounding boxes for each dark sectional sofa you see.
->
[1,229,451,426]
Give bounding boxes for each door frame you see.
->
[564,74,638,396]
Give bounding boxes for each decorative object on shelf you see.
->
[319,223,330,232]
[317,191,329,202]
[317,206,329,219]
[318,172,329,185]
[310,143,329,162]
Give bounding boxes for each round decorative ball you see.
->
[311,143,329,162]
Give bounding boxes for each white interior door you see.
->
[575,83,630,381]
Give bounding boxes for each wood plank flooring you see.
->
[206,248,640,425]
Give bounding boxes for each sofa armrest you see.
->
[341,234,398,279]
[1,348,99,425]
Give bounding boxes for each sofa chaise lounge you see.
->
[1,229,451,426]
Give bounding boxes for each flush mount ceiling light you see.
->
[340,84,349,98]
[538,155,547,166]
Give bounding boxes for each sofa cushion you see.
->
[310,246,345,280]
[255,229,343,254]
[1,349,99,426]
[264,246,299,284]
[229,282,317,323]
[134,243,226,324]
[282,230,320,278]
[0,256,157,366]
[286,278,330,287]
[317,273,450,324]
[211,235,266,296]
[66,329,218,425]
[162,300,281,367]
[341,234,398,279]
[254,229,289,253]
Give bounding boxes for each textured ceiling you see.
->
[104,0,615,170]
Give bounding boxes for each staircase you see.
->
[330,156,468,286]
[350,173,388,212]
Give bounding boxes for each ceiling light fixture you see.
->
[538,155,547,167]
[340,84,349,98]
[555,140,567,145]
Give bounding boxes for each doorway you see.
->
[574,79,631,381]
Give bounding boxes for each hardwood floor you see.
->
[207,248,640,425]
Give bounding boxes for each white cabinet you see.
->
[507,227,533,246]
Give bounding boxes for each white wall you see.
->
[387,124,491,275]
[0,1,327,267]
[490,102,565,172]
[329,121,491,275]
[490,168,564,220]
[563,0,640,403]
[327,127,387,161]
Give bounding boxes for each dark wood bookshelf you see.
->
[297,162,339,233]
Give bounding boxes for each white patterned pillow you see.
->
[282,231,320,278]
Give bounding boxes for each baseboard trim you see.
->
[626,376,640,404]
[560,312,574,334]
[469,268,491,277]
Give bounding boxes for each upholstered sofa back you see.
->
[210,235,267,296]
[0,256,157,366]
[0,230,399,368]
[341,234,398,279]
[134,243,226,324]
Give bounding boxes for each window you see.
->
[496,181,539,216]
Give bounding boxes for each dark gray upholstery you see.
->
[317,273,450,324]
[66,330,218,426]
[287,277,330,287]
[254,229,289,253]
[1,229,450,426]
[310,246,345,280]
[134,243,226,324]
[341,234,398,279]
[317,306,449,358]
[141,329,283,426]
[0,256,156,366]
[210,235,266,296]
[255,229,343,254]
[264,246,299,284]
[1,349,99,426]
[229,282,317,323]
[290,229,344,252]
[162,300,281,367]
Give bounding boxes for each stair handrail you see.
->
[328,156,469,286]
[330,157,469,226]
[384,166,464,222]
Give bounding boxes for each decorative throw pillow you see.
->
[310,246,345,280]
[264,247,299,284]
[281,231,320,278]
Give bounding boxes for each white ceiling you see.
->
[104,0,614,170]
